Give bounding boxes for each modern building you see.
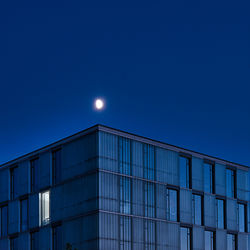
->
[0,124,249,250]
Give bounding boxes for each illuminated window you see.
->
[40,190,50,226]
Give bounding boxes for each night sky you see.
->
[0,1,249,166]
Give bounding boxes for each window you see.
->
[52,225,62,250]
[180,156,191,188]
[192,194,202,225]
[10,237,18,250]
[52,149,62,185]
[20,198,28,232]
[0,205,8,237]
[30,158,39,192]
[166,188,178,222]
[40,190,50,226]
[181,227,191,250]
[143,144,155,180]
[227,234,236,250]
[144,182,155,217]
[205,231,215,250]
[120,176,131,214]
[119,137,131,175]
[30,231,39,250]
[216,199,225,229]
[226,168,236,198]
[238,203,246,232]
[204,162,214,193]
[144,220,155,250]
[119,216,131,250]
[10,167,18,200]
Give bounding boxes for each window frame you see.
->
[20,197,29,232]
[10,166,18,200]
[40,190,51,226]
[203,160,215,194]
[166,185,179,222]
[30,157,39,193]
[226,167,237,199]
[237,201,247,233]
[52,223,62,250]
[192,192,203,226]
[216,197,226,229]
[30,230,39,250]
[0,204,8,237]
[204,229,216,250]
[180,226,192,250]
[52,148,62,186]
[179,153,192,189]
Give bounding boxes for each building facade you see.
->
[0,124,249,249]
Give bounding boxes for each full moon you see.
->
[95,98,104,110]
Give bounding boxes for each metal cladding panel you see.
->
[0,239,8,250]
[192,157,203,192]
[238,233,249,250]
[8,200,19,235]
[99,131,118,172]
[132,179,144,216]
[132,140,143,178]
[156,221,168,248]
[237,169,249,201]
[99,172,119,212]
[193,226,204,250]
[227,198,237,231]
[216,229,227,249]
[63,214,98,250]
[165,222,180,250]
[51,185,63,222]
[132,217,144,244]
[62,174,98,220]
[18,233,29,250]
[62,132,97,181]
[99,212,119,249]
[39,227,51,250]
[0,168,9,202]
[204,194,216,228]
[180,189,192,224]
[156,184,167,220]
[39,151,51,190]
[156,147,179,186]
[29,193,39,229]
[215,164,226,196]
[18,160,29,196]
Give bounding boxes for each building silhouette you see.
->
[0,124,249,249]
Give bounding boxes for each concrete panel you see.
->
[8,200,19,235]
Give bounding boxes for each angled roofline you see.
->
[0,124,249,171]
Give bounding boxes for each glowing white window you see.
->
[40,190,50,225]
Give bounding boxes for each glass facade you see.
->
[181,227,191,250]
[180,156,191,188]
[10,237,18,250]
[226,168,236,198]
[204,163,214,193]
[120,176,131,214]
[20,198,28,232]
[143,144,155,180]
[119,137,131,175]
[144,182,155,217]
[216,199,225,229]
[192,194,202,225]
[119,216,131,250]
[166,188,178,222]
[238,203,246,232]
[40,190,50,225]
[52,149,62,185]
[52,225,62,250]
[30,231,39,250]
[227,234,236,250]
[10,167,18,200]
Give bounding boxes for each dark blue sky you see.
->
[0,0,249,166]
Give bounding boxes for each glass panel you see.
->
[53,149,62,185]
[41,191,50,225]
[238,203,245,232]
[204,163,213,193]
[31,158,39,192]
[192,194,202,225]
[227,234,236,250]
[53,225,62,250]
[143,144,155,180]
[31,231,39,250]
[10,167,18,199]
[120,177,131,214]
[21,199,28,231]
[217,199,224,229]
[226,169,235,198]
[205,231,214,250]
[145,182,155,217]
[180,156,190,188]
[119,137,131,175]
[10,237,18,250]
[167,189,177,222]
[120,216,131,250]
[181,227,191,250]
[1,206,8,237]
